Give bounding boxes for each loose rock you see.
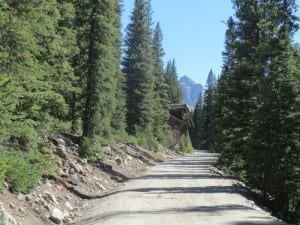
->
[49,207,65,224]
[55,145,68,159]
[69,174,81,186]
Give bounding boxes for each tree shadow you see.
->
[123,185,237,195]
[230,220,287,225]
[77,204,254,224]
[134,173,232,180]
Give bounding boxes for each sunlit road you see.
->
[75,151,287,225]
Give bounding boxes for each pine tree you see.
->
[76,0,120,140]
[152,22,170,140]
[247,0,299,221]
[214,0,299,222]
[111,2,127,134]
[212,17,237,156]
[165,59,182,104]
[122,0,155,135]
[214,0,262,177]
[0,0,70,151]
[189,92,203,149]
[200,70,217,150]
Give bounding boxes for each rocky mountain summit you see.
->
[179,76,203,110]
[0,135,179,225]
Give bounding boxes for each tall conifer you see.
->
[152,22,169,140]
[0,0,69,150]
[165,59,182,104]
[122,0,155,134]
[77,0,120,139]
[200,70,217,150]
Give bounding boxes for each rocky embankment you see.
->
[0,135,180,225]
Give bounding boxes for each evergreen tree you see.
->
[50,0,79,133]
[200,70,217,150]
[247,0,299,220]
[214,0,262,177]
[165,59,182,104]
[152,22,170,140]
[111,2,127,134]
[212,17,237,156]
[213,0,299,222]
[0,0,70,151]
[76,0,121,140]
[189,92,203,149]
[122,0,155,135]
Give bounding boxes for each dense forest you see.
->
[0,0,299,224]
[0,0,186,194]
[191,0,300,224]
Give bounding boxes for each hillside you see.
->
[0,134,180,225]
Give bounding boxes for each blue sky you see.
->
[122,0,300,86]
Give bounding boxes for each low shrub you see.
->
[0,147,54,193]
[80,137,105,162]
[179,133,194,153]
[130,126,158,151]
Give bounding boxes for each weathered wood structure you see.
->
[168,104,194,140]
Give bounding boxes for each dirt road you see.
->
[75,151,288,225]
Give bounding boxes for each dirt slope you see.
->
[75,151,289,225]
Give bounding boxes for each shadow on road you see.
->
[135,173,232,180]
[78,204,254,224]
[230,221,285,225]
[123,185,237,194]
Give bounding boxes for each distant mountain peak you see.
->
[179,76,196,86]
[179,76,203,110]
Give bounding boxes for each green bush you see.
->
[179,133,194,153]
[81,137,105,162]
[130,126,158,151]
[159,129,178,150]
[0,147,54,193]
[0,160,7,190]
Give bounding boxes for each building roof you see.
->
[168,103,190,113]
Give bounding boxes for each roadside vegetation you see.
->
[0,0,191,196]
[190,1,299,224]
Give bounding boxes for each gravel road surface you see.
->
[75,151,288,225]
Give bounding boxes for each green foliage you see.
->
[0,0,198,199]
[192,70,217,150]
[212,1,300,223]
[152,22,170,141]
[158,128,178,150]
[80,137,105,162]
[123,0,156,135]
[179,133,194,153]
[0,0,77,150]
[0,148,54,193]
[79,0,121,139]
[127,126,158,151]
[189,95,203,149]
[111,71,127,133]
[165,59,182,104]
[0,160,7,190]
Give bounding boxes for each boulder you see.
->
[69,162,85,174]
[55,145,68,159]
[49,207,65,224]
[68,174,81,186]
[8,203,15,209]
